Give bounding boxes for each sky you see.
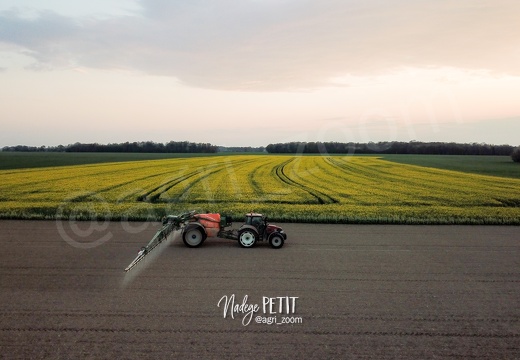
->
[0,0,519,148]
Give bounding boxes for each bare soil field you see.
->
[1,220,519,359]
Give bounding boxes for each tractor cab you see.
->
[244,213,266,233]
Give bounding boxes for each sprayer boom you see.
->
[124,211,196,272]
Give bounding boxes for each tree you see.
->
[512,147,520,163]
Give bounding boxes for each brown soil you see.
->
[1,220,519,359]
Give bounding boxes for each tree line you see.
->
[2,141,219,153]
[3,140,518,158]
[512,148,520,162]
[266,141,516,156]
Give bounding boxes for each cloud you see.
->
[1,0,519,90]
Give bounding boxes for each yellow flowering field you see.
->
[1,155,519,224]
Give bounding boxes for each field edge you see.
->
[1,202,519,225]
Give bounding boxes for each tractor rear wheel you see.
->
[183,227,205,247]
[238,229,257,248]
[269,234,284,249]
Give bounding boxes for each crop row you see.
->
[0,155,519,224]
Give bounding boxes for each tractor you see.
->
[125,211,287,272]
[179,212,286,249]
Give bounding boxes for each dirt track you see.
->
[1,220,519,359]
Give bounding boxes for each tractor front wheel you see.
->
[238,230,257,248]
[269,234,285,249]
[183,227,205,248]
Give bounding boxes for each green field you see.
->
[380,154,520,179]
[0,153,519,224]
[0,151,224,170]
[1,151,518,178]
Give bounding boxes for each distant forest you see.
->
[265,141,516,156]
[2,141,219,153]
[1,140,517,156]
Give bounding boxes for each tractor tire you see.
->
[183,227,205,248]
[238,229,257,248]
[269,233,285,249]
